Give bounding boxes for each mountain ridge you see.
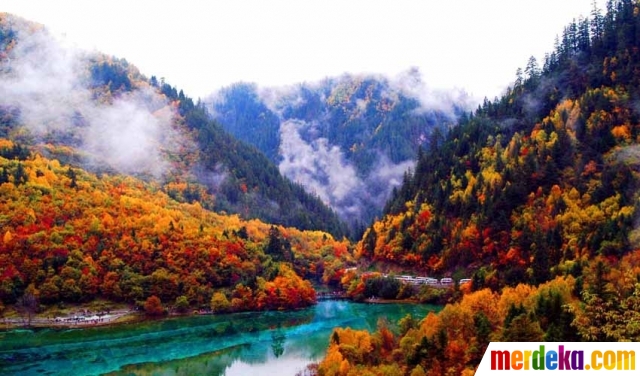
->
[208,71,471,227]
[0,138,353,310]
[315,1,640,374]
[0,12,348,238]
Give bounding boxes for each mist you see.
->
[0,17,180,178]
[270,70,464,224]
[279,118,415,221]
[388,67,472,118]
[207,69,470,225]
[278,119,364,217]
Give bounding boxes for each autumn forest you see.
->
[2,1,640,375]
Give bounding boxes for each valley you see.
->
[209,75,468,228]
[2,1,640,375]
[0,300,439,376]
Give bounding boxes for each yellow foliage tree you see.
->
[2,230,12,244]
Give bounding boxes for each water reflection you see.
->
[271,330,285,358]
[0,301,439,376]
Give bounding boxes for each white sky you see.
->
[3,0,605,103]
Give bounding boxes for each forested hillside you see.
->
[0,12,358,316]
[0,13,348,239]
[362,0,639,285]
[158,83,348,238]
[210,73,468,226]
[318,1,640,375]
[0,139,353,312]
[4,1,640,373]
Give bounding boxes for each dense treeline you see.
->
[213,78,459,176]
[319,1,640,374]
[212,84,282,162]
[0,139,354,312]
[319,260,640,375]
[211,76,463,228]
[156,82,349,238]
[366,0,639,287]
[0,13,348,239]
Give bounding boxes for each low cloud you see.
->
[388,67,471,118]
[278,119,414,222]
[192,162,228,192]
[279,119,362,205]
[0,16,180,178]
[81,89,176,177]
[257,83,314,118]
[209,67,471,225]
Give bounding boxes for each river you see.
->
[0,300,439,376]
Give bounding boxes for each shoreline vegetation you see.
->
[1,308,138,330]
[0,299,142,330]
[1,274,457,331]
[362,297,418,304]
[0,295,426,331]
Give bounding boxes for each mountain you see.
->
[0,139,353,311]
[317,0,640,374]
[358,0,640,285]
[0,13,348,239]
[158,85,349,238]
[208,72,470,227]
[0,13,360,313]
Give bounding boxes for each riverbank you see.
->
[1,301,312,331]
[0,300,441,376]
[1,295,426,331]
[0,299,144,330]
[362,297,419,304]
[1,308,141,330]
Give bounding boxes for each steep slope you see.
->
[158,84,349,238]
[209,73,469,226]
[0,139,354,311]
[360,0,640,286]
[0,13,348,239]
[317,1,640,374]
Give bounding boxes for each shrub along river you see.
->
[0,300,439,376]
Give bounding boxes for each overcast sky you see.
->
[4,0,605,103]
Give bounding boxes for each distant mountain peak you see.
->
[209,72,471,228]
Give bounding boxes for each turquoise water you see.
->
[0,301,439,376]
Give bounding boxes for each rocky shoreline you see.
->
[1,308,139,330]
